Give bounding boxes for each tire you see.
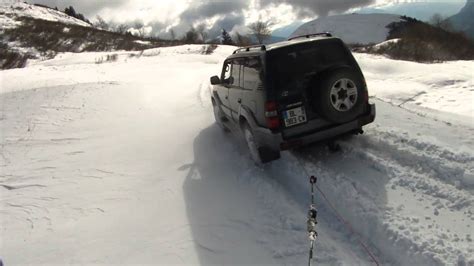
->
[312,68,365,124]
[243,125,280,164]
[212,100,229,132]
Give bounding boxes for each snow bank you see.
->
[372,38,401,50]
[355,53,473,125]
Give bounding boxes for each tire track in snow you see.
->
[282,125,474,264]
[287,147,444,265]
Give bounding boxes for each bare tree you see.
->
[133,22,147,38]
[249,20,272,44]
[169,29,176,40]
[234,31,252,46]
[196,24,208,43]
[430,13,444,28]
[94,15,109,30]
[429,13,453,32]
[115,24,128,34]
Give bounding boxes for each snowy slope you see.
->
[1,45,473,265]
[290,14,402,44]
[0,0,91,29]
[356,53,474,125]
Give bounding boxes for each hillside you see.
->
[0,1,178,69]
[0,1,91,28]
[364,16,474,62]
[289,13,402,45]
[355,2,465,22]
[447,0,474,39]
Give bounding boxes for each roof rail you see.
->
[288,32,332,41]
[233,44,266,54]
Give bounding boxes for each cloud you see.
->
[166,0,248,39]
[207,13,246,38]
[26,0,379,39]
[180,0,248,22]
[259,0,376,17]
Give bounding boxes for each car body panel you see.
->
[210,36,376,161]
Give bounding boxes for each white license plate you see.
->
[283,106,307,127]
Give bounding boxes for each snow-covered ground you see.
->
[0,0,91,29]
[1,45,473,265]
[290,13,402,45]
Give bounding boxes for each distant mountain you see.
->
[289,13,402,45]
[249,35,286,44]
[447,0,474,39]
[271,21,306,38]
[354,2,465,22]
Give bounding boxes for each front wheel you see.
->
[212,101,229,132]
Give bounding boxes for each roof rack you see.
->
[288,32,332,41]
[233,44,266,54]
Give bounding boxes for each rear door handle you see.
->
[237,98,242,103]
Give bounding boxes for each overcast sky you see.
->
[25,0,466,38]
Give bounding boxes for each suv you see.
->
[210,34,376,163]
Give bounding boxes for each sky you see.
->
[25,0,467,38]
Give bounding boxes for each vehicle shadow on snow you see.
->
[181,125,275,265]
[182,126,420,265]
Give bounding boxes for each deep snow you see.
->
[1,45,473,265]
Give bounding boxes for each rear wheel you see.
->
[243,125,280,164]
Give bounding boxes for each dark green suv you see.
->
[210,34,376,163]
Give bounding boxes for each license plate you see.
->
[283,106,307,127]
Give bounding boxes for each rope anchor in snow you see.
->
[307,175,318,266]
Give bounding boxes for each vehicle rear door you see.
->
[267,40,356,139]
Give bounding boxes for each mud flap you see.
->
[258,146,281,163]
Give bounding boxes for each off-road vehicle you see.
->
[210,33,376,163]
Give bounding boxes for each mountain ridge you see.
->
[447,0,474,39]
[289,13,402,45]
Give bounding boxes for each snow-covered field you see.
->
[1,45,473,265]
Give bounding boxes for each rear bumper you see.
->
[255,104,376,151]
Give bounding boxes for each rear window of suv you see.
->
[267,39,356,95]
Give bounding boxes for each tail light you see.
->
[265,101,280,129]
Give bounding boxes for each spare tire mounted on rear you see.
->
[311,67,365,124]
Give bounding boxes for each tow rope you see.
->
[300,159,380,266]
[307,175,318,266]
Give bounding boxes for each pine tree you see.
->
[221,29,234,45]
[64,6,76,17]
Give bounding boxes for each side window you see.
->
[230,59,242,87]
[243,57,262,91]
[222,61,231,83]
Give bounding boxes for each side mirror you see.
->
[210,76,221,85]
